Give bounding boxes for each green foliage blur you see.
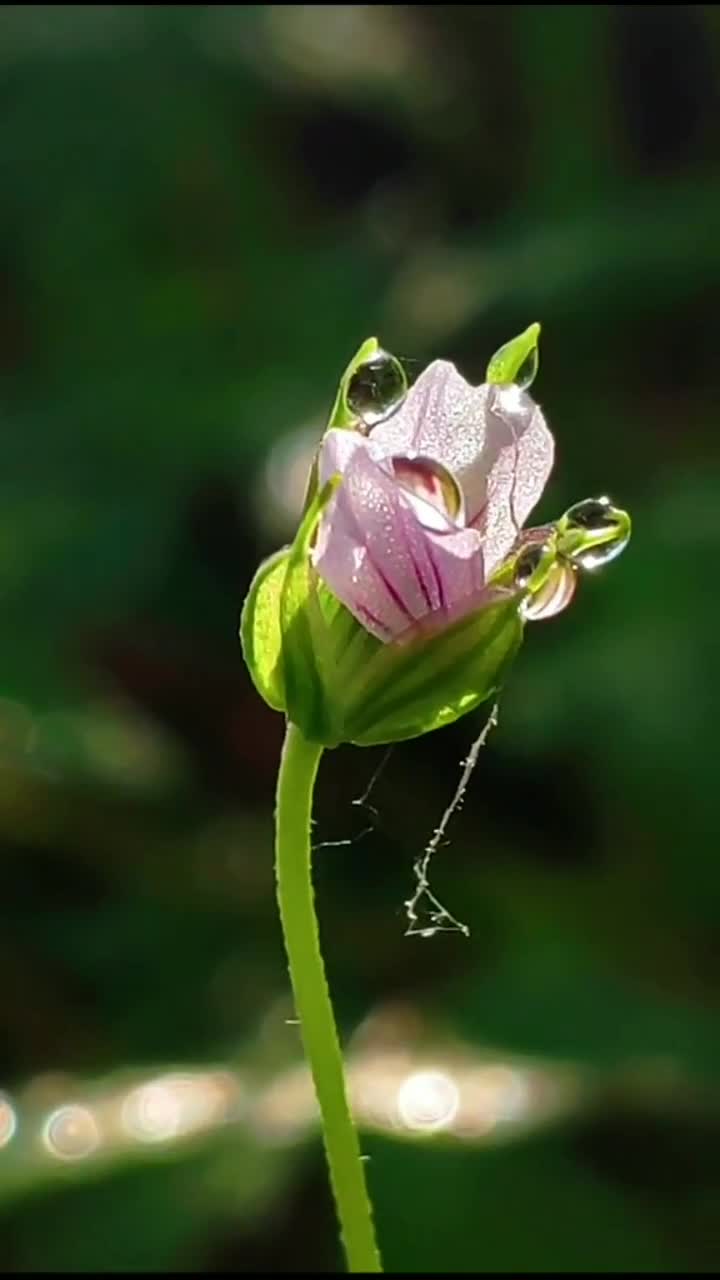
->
[2,4,720,1272]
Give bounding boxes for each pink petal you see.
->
[369,362,554,566]
[313,438,486,642]
[369,362,492,515]
[317,427,365,487]
[476,384,555,576]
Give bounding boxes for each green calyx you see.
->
[240,478,523,748]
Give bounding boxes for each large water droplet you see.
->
[562,497,631,569]
[521,560,577,620]
[345,350,407,428]
[563,496,616,531]
[391,453,465,530]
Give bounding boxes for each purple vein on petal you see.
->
[340,504,416,621]
[355,602,393,639]
[396,501,440,612]
[366,548,415,621]
[405,541,433,610]
[340,453,425,624]
[425,541,447,612]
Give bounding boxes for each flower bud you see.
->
[241,331,631,747]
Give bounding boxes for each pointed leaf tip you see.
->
[486,323,541,390]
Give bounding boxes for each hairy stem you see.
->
[274,722,382,1273]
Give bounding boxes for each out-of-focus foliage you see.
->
[1,4,720,1272]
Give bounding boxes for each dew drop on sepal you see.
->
[562,497,631,569]
[345,350,407,428]
[521,560,577,620]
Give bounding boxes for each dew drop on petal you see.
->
[346,350,407,428]
[391,453,465,528]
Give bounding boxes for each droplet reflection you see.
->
[521,560,577,620]
[562,496,631,569]
[513,345,539,391]
[391,453,465,529]
[513,541,552,589]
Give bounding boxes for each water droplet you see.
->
[512,540,550,589]
[513,345,538,391]
[419,928,436,939]
[562,497,631,569]
[563,496,616,531]
[521,560,577,620]
[345,350,407,428]
[391,453,465,529]
[572,539,629,570]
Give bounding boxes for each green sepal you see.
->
[241,509,524,745]
[338,593,523,746]
[486,322,541,388]
[301,337,380,515]
[328,336,380,429]
[239,477,341,723]
[279,477,343,743]
[240,548,290,712]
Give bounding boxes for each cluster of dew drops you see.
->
[343,346,629,625]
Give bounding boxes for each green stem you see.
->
[274,721,382,1273]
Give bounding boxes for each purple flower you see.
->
[312,360,554,643]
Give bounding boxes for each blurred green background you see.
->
[1,3,719,1271]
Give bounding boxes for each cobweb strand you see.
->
[404,701,500,939]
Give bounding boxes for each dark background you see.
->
[1,4,719,1272]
